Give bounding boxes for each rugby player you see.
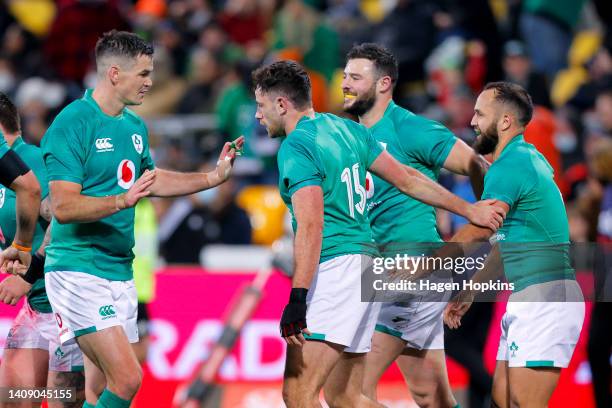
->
[41,31,243,408]
[444,82,585,408]
[0,92,85,407]
[251,60,504,408]
[339,43,488,408]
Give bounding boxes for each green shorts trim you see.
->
[375,324,403,339]
[525,360,555,368]
[304,332,326,341]
[73,326,97,337]
[71,365,84,372]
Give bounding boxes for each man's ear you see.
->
[108,65,120,86]
[378,76,393,94]
[499,113,512,132]
[275,96,289,116]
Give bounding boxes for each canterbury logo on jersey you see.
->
[95,138,114,152]
[99,305,116,319]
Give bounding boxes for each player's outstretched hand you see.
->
[118,169,156,209]
[0,245,31,274]
[280,288,311,346]
[0,275,32,305]
[443,291,474,329]
[215,136,245,183]
[468,199,505,231]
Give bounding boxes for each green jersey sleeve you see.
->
[482,161,527,208]
[27,148,49,199]
[140,131,155,172]
[399,119,456,169]
[278,131,324,197]
[365,127,384,167]
[0,132,9,159]
[42,124,87,185]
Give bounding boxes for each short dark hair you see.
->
[347,43,398,86]
[95,30,154,66]
[251,60,311,109]
[0,93,20,134]
[484,81,533,127]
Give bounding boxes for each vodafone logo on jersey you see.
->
[117,159,136,189]
[365,171,375,199]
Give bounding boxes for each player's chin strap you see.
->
[21,253,44,285]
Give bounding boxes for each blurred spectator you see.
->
[218,0,272,46]
[0,55,16,95]
[131,48,187,118]
[503,40,552,108]
[520,0,588,80]
[2,23,43,79]
[272,0,339,82]
[373,0,437,107]
[594,88,612,137]
[177,48,221,114]
[586,138,612,408]
[199,21,245,67]
[159,167,252,264]
[44,0,129,85]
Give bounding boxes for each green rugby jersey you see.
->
[277,113,382,263]
[366,101,456,247]
[482,135,573,291]
[0,136,51,313]
[41,89,155,281]
[0,131,8,158]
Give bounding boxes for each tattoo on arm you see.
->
[40,197,53,222]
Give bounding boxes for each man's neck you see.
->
[284,107,316,135]
[3,132,19,147]
[358,96,391,128]
[492,129,524,161]
[92,84,125,117]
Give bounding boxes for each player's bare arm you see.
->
[148,136,244,197]
[442,138,490,199]
[369,150,504,231]
[279,185,322,346]
[50,169,155,224]
[10,170,41,248]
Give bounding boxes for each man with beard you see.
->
[445,82,585,407]
[339,43,488,407]
[251,60,505,408]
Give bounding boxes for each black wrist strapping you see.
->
[289,288,308,304]
[22,253,44,285]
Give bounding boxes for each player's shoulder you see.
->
[54,98,95,124]
[124,108,147,128]
[392,105,449,134]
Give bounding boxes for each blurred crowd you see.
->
[0,0,611,260]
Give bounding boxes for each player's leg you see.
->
[362,331,405,400]
[283,340,343,408]
[131,302,150,365]
[507,367,560,408]
[0,303,50,408]
[42,310,86,408]
[76,328,142,404]
[80,353,106,406]
[45,272,142,407]
[0,349,48,408]
[395,348,456,408]
[491,361,510,408]
[324,352,385,408]
[46,371,85,408]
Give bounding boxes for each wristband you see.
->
[11,242,31,252]
[22,253,44,284]
[289,288,308,304]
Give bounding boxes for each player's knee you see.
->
[111,365,142,398]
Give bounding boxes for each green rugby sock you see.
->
[83,402,95,408]
[95,389,131,408]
